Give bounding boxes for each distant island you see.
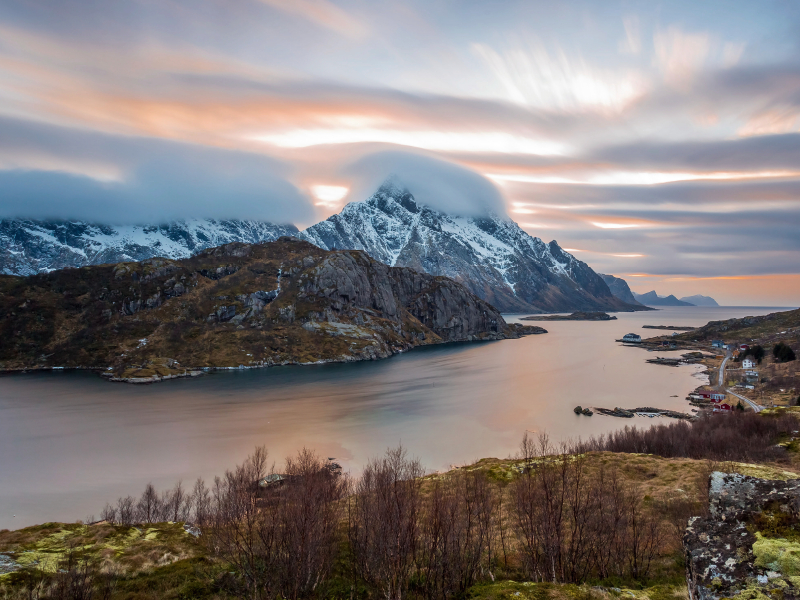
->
[679,294,720,306]
[521,311,617,321]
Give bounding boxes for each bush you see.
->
[742,345,765,363]
[773,342,796,363]
[577,411,796,463]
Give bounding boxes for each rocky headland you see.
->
[0,237,544,383]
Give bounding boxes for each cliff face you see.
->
[0,238,540,381]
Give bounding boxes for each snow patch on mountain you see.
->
[0,219,298,276]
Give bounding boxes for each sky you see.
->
[0,1,799,305]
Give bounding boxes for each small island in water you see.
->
[521,311,617,321]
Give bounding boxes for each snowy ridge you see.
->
[0,219,298,276]
[301,181,630,313]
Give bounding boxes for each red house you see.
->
[713,403,732,412]
[697,391,726,402]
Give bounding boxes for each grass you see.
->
[465,581,688,600]
[0,522,203,578]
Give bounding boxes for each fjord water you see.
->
[0,306,788,529]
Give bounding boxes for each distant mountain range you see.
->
[1,180,647,314]
[598,274,720,308]
[632,291,694,307]
[630,290,719,307]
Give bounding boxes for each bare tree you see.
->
[349,446,424,600]
[191,477,212,526]
[136,483,161,524]
[274,448,349,600]
[115,496,136,526]
[418,469,498,600]
[206,447,273,599]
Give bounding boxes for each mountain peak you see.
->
[301,184,637,313]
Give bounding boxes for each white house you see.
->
[742,357,757,369]
[622,333,642,343]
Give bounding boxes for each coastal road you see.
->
[726,389,765,413]
[717,347,732,390]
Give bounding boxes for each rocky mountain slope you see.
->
[0,218,298,276]
[0,237,540,382]
[599,274,647,307]
[633,290,695,307]
[301,181,639,313]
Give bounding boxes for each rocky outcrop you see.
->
[684,472,800,600]
[0,238,543,382]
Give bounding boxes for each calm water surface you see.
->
[0,306,791,529]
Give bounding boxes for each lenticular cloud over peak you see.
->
[344,151,507,218]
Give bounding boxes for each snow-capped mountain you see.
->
[0,219,298,276]
[300,180,636,313]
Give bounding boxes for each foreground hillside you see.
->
[3,442,799,600]
[0,237,538,382]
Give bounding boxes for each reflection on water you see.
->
[0,306,789,528]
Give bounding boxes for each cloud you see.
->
[653,27,711,87]
[0,117,314,224]
[618,16,641,55]
[257,0,368,39]
[343,150,507,217]
[472,40,645,113]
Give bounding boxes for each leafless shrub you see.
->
[206,446,272,599]
[115,496,135,526]
[191,477,212,526]
[576,412,795,462]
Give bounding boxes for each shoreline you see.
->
[0,326,548,385]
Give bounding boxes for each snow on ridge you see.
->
[0,218,298,275]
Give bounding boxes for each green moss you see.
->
[752,533,800,575]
